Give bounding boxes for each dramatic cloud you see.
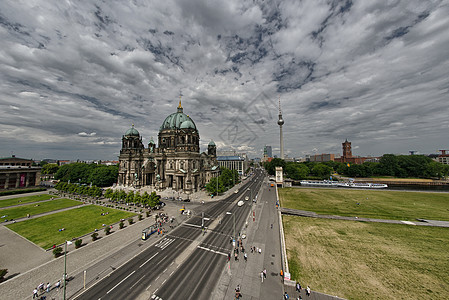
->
[1,0,448,160]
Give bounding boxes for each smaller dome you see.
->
[180,120,195,129]
[125,125,140,137]
[208,140,216,146]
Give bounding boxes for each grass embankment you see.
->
[0,198,81,220]
[0,194,54,209]
[283,216,449,300]
[280,188,449,221]
[7,205,135,249]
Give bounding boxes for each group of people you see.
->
[32,280,61,299]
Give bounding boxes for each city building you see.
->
[334,139,379,164]
[117,100,219,193]
[264,145,272,158]
[308,153,336,162]
[437,150,449,165]
[0,156,41,189]
[217,155,246,175]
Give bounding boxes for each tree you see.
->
[53,247,63,258]
[134,192,142,205]
[0,268,8,280]
[75,239,82,249]
[311,163,333,179]
[126,191,134,204]
[42,163,59,175]
[91,232,99,241]
[142,192,150,207]
[149,191,159,208]
[105,226,111,235]
[104,188,113,199]
[264,158,286,175]
[285,163,309,180]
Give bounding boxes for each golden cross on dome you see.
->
[178,95,182,108]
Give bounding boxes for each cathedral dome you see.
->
[125,125,140,137]
[160,100,197,131]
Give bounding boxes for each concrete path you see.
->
[280,208,449,228]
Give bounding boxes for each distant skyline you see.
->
[1,1,448,160]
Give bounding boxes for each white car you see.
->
[237,200,244,207]
[244,196,249,201]
[234,189,239,194]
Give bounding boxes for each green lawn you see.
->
[7,205,136,249]
[284,216,449,300]
[0,194,54,208]
[279,188,449,221]
[0,198,81,220]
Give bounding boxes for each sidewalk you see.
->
[0,201,193,300]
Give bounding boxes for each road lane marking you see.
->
[155,238,175,250]
[197,245,227,256]
[139,252,159,268]
[107,270,135,294]
[182,223,202,229]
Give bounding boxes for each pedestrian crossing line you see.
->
[151,294,162,300]
[155,238,175,250]
[197,245,228,256]
[200,242,230,253]
[182,223,203,229]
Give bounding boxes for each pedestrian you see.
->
[250,247,253,253]
[263,268,267,278]
[228,252,231,262]
[55,280,61,290]
[258,248,262,254]
[284,292,290,299]
[306,286,311,296]
[280,269,283,278]
[296,281,301,292]
[38,282,44,292]
[260,271,264,282]
[244,252,247,262]
[46,282,51,293]
[235,253,238,261]
[33,288,38,299]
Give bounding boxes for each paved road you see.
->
[75,171,264,300]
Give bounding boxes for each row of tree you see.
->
[264,155,449,180]
[103,189,161,208]
[55,182,103,197]
[53,163,118,187]
[205,168,240,195]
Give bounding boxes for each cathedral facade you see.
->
[117,101,219,194]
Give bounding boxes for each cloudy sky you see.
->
[1,0,448,161]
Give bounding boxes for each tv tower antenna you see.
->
[277,96,284,159]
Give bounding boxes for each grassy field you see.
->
[283,216,449,300]
[7,205,136,249]
[0,194,54,208]
[0,198,81,220]
[279,188,449,221]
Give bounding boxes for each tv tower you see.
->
[277,96,284,159]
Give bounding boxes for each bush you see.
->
[0,268,8,280]
[0,188,46,197]
[128,218,134,225]
[53,247,63,258]
[75,239,82,249]
[119,221,124,229]
[91,232,99,241]
[105,226,111,235]
[146,211,150,217]
[138,214,143,221]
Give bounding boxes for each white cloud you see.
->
[0,0,447,160]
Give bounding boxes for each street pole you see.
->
[233,214,235,240]
[64,242,67,300]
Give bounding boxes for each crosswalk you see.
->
[154,237,175,250]
[151,294,162,300]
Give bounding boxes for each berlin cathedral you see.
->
[117,100,219,194]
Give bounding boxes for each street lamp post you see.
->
[226,212,236,242]
[63,240,72,300]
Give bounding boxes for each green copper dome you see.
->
[125,125,140,137]
[208,140,216,146]
[160,100,197,131]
